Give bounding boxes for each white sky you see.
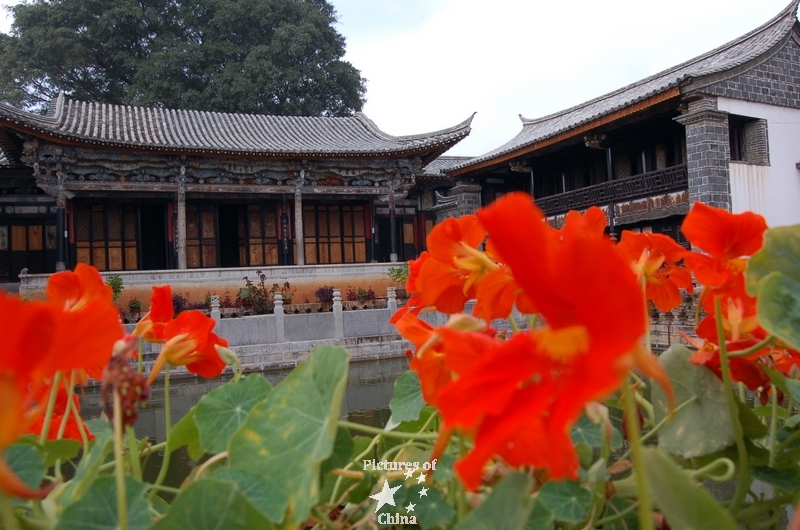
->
[1,0,796,156]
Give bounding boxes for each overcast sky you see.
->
[1,0,796,156]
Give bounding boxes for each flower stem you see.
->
[1,491,19,530]
[127,426,142,481]
[726,335,776,358]
[623,381,654,530]
[39,372,62,445]
[113,389,128,530]
[769,388,779,468]
[137,336,144,374]
[337,421,438,440]
[148,365,172,499]
[714,296,749,514]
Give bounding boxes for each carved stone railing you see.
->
[536,164,688,216]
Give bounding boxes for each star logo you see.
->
[406,502,416,512]
[404,468,414,480]
[416,473,426,484]
[419,486,429,497]
[370,480,402,513]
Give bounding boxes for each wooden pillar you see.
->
[294,177,305,266]
[389,186,397,263]
[176,168,187,269]
[55,170,67,271]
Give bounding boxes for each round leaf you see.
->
[755,272,800,351]
[56,476,151,530]
[455,472,533,530]
[746,223,800,296]
[210,468,288,523]
[536,480,591,524]
[652,345,734,458]
[194,374,273,454]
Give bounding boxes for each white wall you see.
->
[717,98,800,227]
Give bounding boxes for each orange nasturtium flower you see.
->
[410,215,496,314]
[616,230,693,312]
[409,193,670,490]
[135,285,174,342]
[681,202,767,291]
[147,310,228,385]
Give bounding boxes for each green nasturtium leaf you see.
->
[194,374,273,454]
[571,414,623,450]
[389,370,426,423]
[321,426,354,475]
[56,476,151,530]
[755,272,800,351]
[652,345,734,458]
[536,480,591,524]
[151,478,274,529]
[168,411,204,461]
[6,443,45,491]
[642,447,738,530]
[455,472,533,530]
[746,223,800,296]
[228,345,349,526]
[59,429,113,507]
[603,497,639,530]
[41,439,82,468]
[410,484,455,530]
[748,466,800,491]
[84,417,111,434]
[735,397,769,439]
[525,501,555,530]
[210,468,288,523]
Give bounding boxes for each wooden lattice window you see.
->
[74,204,138,271]
[186,205,217,268]
[303,204,367,265]
[239,204,280,266]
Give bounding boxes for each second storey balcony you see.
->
[534,164,688,217]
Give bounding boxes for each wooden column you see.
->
[389,186,397,263]
[293,177,305,266]
[55,170,67,271]
[176,168,187,269]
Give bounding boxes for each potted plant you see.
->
[314,285,335,312]
[127,297,142,320]
[272,282,295,305]
[387,262,409,299]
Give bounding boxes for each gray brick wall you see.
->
[675,97,732,210]
[743,119,770,165]
[702,37,800,109]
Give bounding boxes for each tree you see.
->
[0,0,366,117]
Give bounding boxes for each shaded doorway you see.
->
[218,205,241,268]
[140,204,167,270]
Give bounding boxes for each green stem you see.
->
[508,315,519,333]
[127,426,142,481]
[39,372,62,445]
[618,396,698,462]
[337,421,438,440]
[769,388,779,468]
[99,442,167,474]
[56,371,77,440]
[2,491,19,530]
[737,382,747,403]
[456,436,468,521]
[113,390,128,530]
[146,484,181,494]
[593,500,639,526]
[642,275,651,353]
[714,297,749,514]
[329,432,381,504]
[148,365,172,499]
[623,381,654,530]
[727,335,776,358]
[137,336,144,374]
[776,425,800,452]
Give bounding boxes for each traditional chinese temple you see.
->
[0,96,471,281]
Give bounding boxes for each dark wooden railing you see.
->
[535,164,688,216]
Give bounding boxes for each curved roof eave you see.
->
[0,97,473,159]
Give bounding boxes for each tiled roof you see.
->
[421,156,475,177]
[0,95,473,157]
[451,0,800,174]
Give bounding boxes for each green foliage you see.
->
[652,344,735,457]
[642,447,738,530]
[454,473,533,530]
[537,480,591,524]
[387,262,410,285]
[389,370,426,423]
[0,0,366,116]
[105,275,124,302]
[227,344,349,525]
[56,476,152,530]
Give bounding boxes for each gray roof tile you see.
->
[0,96,472,157]
[452,0,799,173]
